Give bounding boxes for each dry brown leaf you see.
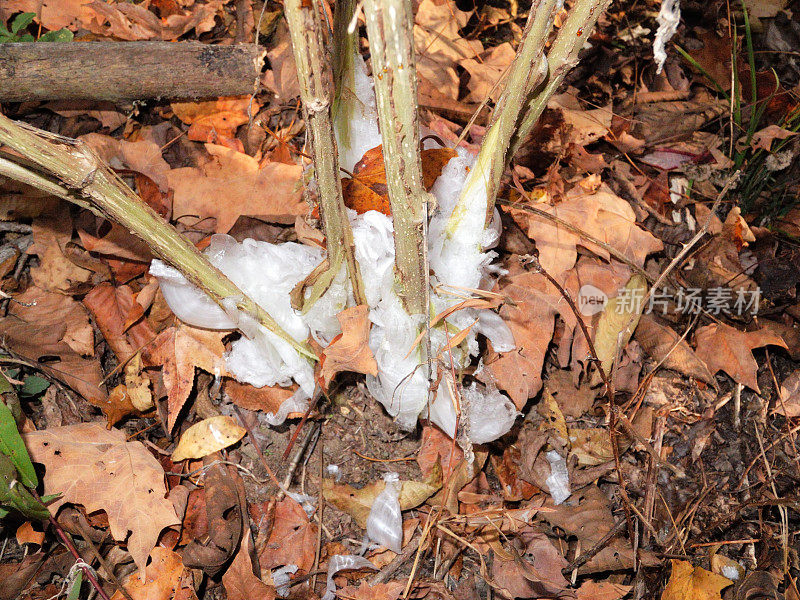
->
[750,124,798,151]
[111,546,198,600]
[258,496,317,575]
[661,560,732,600]
[510,184,663,279]
[24,423,180,575]
[149,324,228,432]
[576,580,632,600]
[319,305,378,389]
[774,370,800,418]
[694,323,786,392]
[223,529,276,600]
[224,379,298,414]
[81,133,171,192]
[171,97,258,151]
[336,581,405,600]
[29,203,93,293]
[482,263,561,408]
[0,287,108,412]
[261,21,301,102]
[492,531,570,599]
[172,416,246,462]
[15,522,44,548]
[414,0,483,100]
[84,282,157,364]
[167,144,306,233]
[462,43,516,103]
[544,369,596,419]
[550,92,613,147]
[635,315,715,384]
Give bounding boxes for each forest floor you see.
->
[0,0,799,599]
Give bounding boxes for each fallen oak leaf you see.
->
[694,323,786,392]
[23,423,180,577]
[749,124,797,152]
[223,529,276,600]
[661,560,732,600]
[319,305,377,389]
[167,144,306,234]
[634,314,715,385]
[149,324,228,432]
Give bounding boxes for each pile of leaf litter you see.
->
[1,0,799,599]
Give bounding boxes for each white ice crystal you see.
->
[653,0,681,74]
[151,52,518,443]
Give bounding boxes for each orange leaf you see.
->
[149,324,228,432]
[319,305,378,389]
[661,560,732,600]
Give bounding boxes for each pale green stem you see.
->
[509,0,613,158]
[363,0,433,321]
[447,0,557,236]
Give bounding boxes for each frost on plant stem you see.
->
[653,0,681,74]
[151,52,518,442]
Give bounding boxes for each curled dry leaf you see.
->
[29,203,93,293]
[149,324,228,432]
[482,263,561,408]
[223,529,276,600]
[23,423,180,576]
[258,496,317,575]
[592,273,647,381]
[635,314,715,384]
[323,465,442,528]
[774,369,800,418]
[694,323,786,392]
[171,97,259,151]
[172,416,246,462]
[319,305,378,389]
[749,124,797,152]
[661,560,732,600]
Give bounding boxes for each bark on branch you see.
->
[0,42,265,102]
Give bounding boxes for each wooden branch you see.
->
[0,115,316,361]
[283,0,368,309]
[0,42,265,102]
[363,0,432,323]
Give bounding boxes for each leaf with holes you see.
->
[23,423,180,575]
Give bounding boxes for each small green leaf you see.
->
[0,400,38,488]
[0,372,12,394]
[38,29,73,42]
[66,570,83,600]
[10,12,35,34]
[16,33,35,42]
[0,454,50,520]
[0,506,8,518]
[20,376,50,398]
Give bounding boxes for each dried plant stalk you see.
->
[0,115,315,360]
[284,0,367,309]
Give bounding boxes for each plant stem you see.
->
[363,0,433,324]
[0,115,315,360]
[284,0,367,309]
[509,0,612,158]
[332,0,358,145]
[447,0,556,236]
